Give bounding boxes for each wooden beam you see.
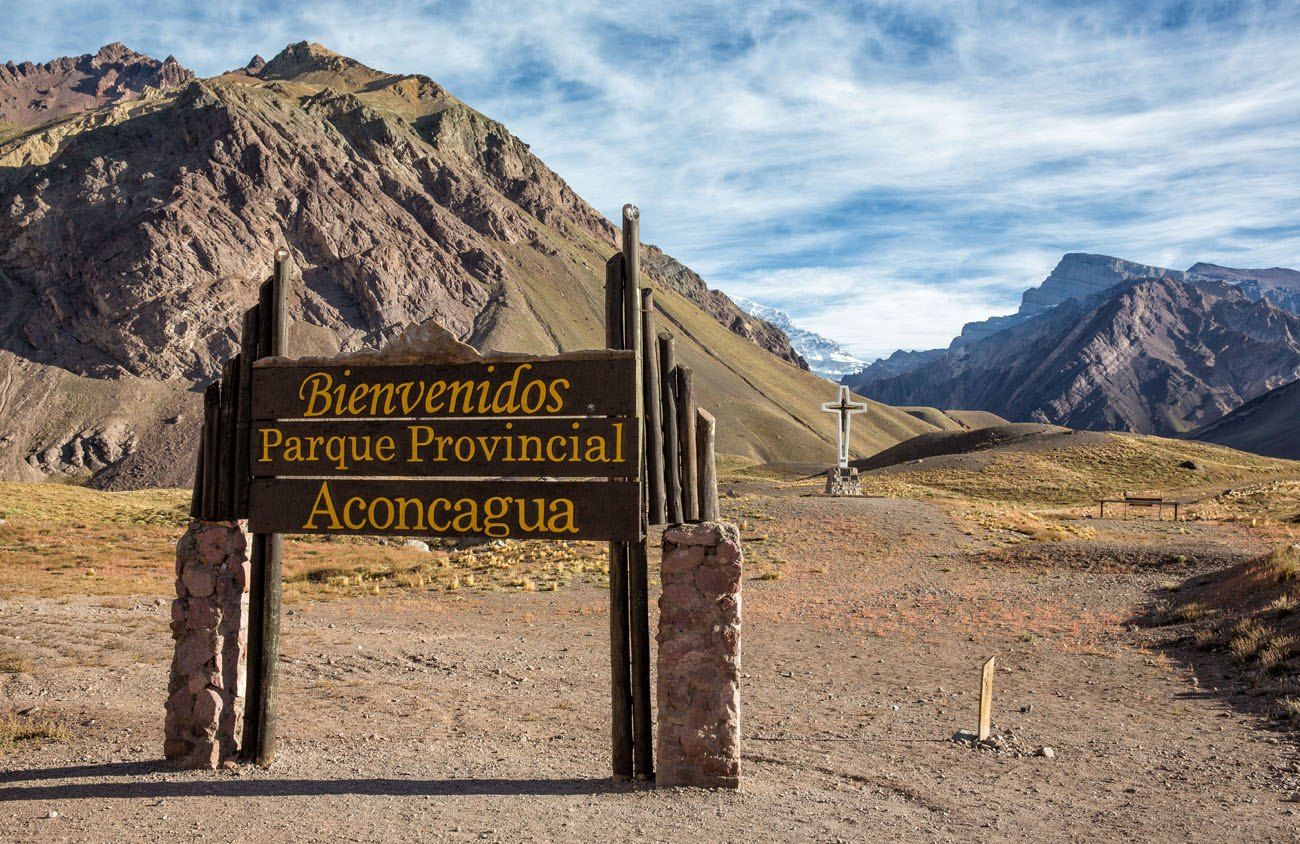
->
[604,252,634,782]
[242,283,273,763]
[622,204,652,782]
[217,358,238,519]
[641,289,666,526]
[676,365,699,522]
[658,332,683,524]
[189,426,204,519]
[696,408,720,521]
[201,383,220,520]
[234,306,259,518]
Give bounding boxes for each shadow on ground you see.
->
[0,761,629,801]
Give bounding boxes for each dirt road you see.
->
[2,491,1298,842]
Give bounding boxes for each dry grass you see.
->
[0,710,70,753]
[0,648,32,673]
[281,537,608,601]
[1263,545,1300,582]
[850,434,1297,509]
[0,482,190,596]
[0,481,612,600]
[1152,601,1210,626]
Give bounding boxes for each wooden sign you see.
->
[251,356,635,420]
[251,418,637,478]
[246,351,642,542]
[248,478,640,540]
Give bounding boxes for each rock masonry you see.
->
[657,521,742,788]
[825,467,862,496]
[164,519,250,768]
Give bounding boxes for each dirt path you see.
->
[2,491,1298,842]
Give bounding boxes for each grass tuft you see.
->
[0,711,70,753]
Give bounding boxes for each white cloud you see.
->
[3,1,1299,357]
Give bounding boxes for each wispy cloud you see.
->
[3,1,1299,359]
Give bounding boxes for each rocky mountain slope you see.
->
[1190,377,1300,459]
[955,253,1186,347]
[0,42,930,487]
[1188,263,1300,314]
[732,297,860,381]
[0,43,192,132]
[850,277,1300,435]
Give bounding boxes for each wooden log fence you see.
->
[186,208,721,780]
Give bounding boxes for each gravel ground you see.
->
[2,489,1298,842]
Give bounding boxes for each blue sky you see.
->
[4,1,1299,359]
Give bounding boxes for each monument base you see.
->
[824,467,862,496]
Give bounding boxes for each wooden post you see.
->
[255,249,292,767]
[622,204,653,781]
[658,333,683,524]
[677,366,699,522]
[189,429,204,519]
[217,358,238,519]
[234,307,258,517]
[201,383,220,519]
[641,289,666,526]
[696,408,719,521]
[978,656,996,741]
[242,284,274,762]
[604,253,634,782]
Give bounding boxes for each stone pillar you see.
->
[164,519,250,768]
[825,467,862,496]
[657,521,742,788]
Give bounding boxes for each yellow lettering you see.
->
[258,427,283,463]
[303,482,341,530]
[299,372,336,417]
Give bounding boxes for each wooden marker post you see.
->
[978,656,996,741]
[696,408,719,521]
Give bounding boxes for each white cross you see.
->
[821,386,867,469]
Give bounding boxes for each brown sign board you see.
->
[251,418,637,478]
[247,478,641,540]
[251,355,636,420]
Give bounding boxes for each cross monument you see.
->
[821,385,866,470]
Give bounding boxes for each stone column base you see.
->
[657,521,742,789]
[164,519,250,768]
[825,467,862,496]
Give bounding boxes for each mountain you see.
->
[0,42,934,487]
[0,43,192,131]
[1187,263,1300,314]
[1190,378,1300,459]
[848,277,1300,435]
[848,252,1300,388]
[956,253,1188,346]
[731,297,864,381]
[846,347,945,385]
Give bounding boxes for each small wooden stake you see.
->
[676,366,698,521]
[658,333,683,524]
[696,408,719,521]
[978,656,996,741]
